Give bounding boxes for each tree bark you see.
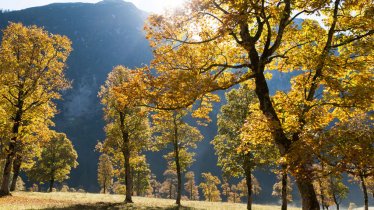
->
[296,178,320,210]
[281,169,288,210]
[243,154,252,210]
[119,112,133,203]
[0,107,23,196]
[0,152,14,196]
[49,178,54,192]
[173,113,182,206]
[103,177,106,194]
[10,155,22,192]
[360,174,368,210]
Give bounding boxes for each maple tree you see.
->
[131,155,151,196]
[320,114,373,210]
[328,174,348,210]
[199,172,221,202]
[0,22,71,196]
[98,65,151,203]
[184,171,199,200]
[28,132,78,192]
[160,169,178,199]
[152,109,203,205]
[272,171,293,209]
[97,154,114,194]
[142,0,374,208]
[228,184,240,203]
[213,83,277,209]
[148,173,161,198]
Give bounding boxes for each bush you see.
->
[78,188,86,193]
[60,185,69,192]
[112,182,126,194]
[28,184,39,192]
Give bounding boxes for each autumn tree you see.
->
[212,84,276,209]
[0,22,71,196]
[221,177,231,201]
[28,132,78,192]
[184,171,199,200]
[321,114,373,210]
[152,109,203,205]
[228,184,240,203]
[160,169,178,199]
[142,0,374,208]
[131,155,151,196]
[237,177,261,202]
[199,172,221,202]
[98,65,151,203]
[328,174,348,210]
[272,173,294,207]
[148,174,161,198]
[97,154,113,194]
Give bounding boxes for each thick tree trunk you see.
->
[119,112,133,203]
[296,178,320,210]
[254,73,320,210]
[49,178,54,192]
[243,154,252,210]
[10,155,22,192]
[0,102,23,197]
[0,152,14,196]
[173,113,182,206]
[360,174,368,210]
[281,169,288,210]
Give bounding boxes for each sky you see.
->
[0,0,186,13]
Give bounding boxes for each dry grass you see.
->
[0,191,301,210]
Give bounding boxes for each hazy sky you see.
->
[0,0,186,13]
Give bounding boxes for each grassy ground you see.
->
[0,191,301,210]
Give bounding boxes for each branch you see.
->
[331,30,374,48]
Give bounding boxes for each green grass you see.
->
[0,191,301,210]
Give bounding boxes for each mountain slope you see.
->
[0,0,152,192]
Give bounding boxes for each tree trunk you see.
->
[254,73,320,210]
[0,102,24,197]
[173,113,182,206]
[119,112,133,203]
[169,183,172,199]
[0,152,14,196]
[49,178,54,192]
[190,181,193,200]
[281,168,288,210]
[243,154,252,210]
[103,177,106,194]
[360,174,368,210]
[296,178,320,210]
[10,155,22,192]
[319,179,325,210]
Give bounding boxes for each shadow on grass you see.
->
[43,202,199,210]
